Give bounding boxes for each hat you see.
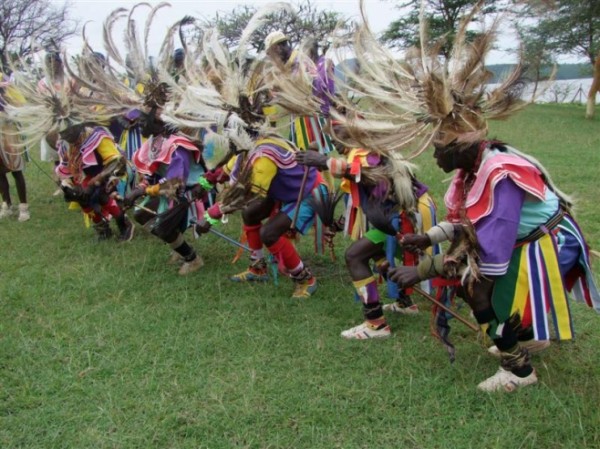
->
[264,30,288,50]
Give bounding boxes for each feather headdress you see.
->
[262,37,328,120]
[63,3,188,123]
[3,49,114,150]
[161,2,294,154]
[329,0,527,156]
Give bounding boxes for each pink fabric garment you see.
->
[80,128,115,168]
[133,134,201,176]
[445,151,547,224]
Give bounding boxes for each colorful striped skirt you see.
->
[492,232,573,341]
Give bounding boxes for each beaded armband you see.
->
[145,184,161,196]
[425,222,456,245]
[197,176,214,191]
[416,254,446,280]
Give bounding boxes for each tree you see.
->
[535,0,600,65]
[203,0,348,53]
[0,0,78,72]
[526,0,600,117]
[586,53,600,118]
[380,0,499,58]
[516,24,555,102]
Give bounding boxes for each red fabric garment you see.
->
[267,236,302,271]
[243,223,263,251]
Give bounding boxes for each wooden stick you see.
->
[290,166,309,230]
[412,286,479,332]
[131,203,157,215]
[134,203,251,251]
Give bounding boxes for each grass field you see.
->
[1,104,599,448]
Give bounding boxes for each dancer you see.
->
[56,123,134,241]
[322,7,599,391]
[125,102,206,275]
[296,123,438,338]
[0,73,29,221]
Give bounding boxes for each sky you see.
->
[66,0,399,54]
[63,0,574,66]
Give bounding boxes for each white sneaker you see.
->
[18,203,30,222]
[341,322,391,339]
[0,202,12,219]
[477,367,538,392]
[383,302,419,315]
[488,340,551,357]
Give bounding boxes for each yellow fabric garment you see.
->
[417,192,436,256]
[96,138,121,164]
[250,156,277,195]
[223,155,238,176]
[508,234,572,340]
[248,136,296,195]
[339,148,372,193]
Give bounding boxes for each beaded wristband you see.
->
[145,184,160,196]
[197,176,214,191]
[416,254,446,280]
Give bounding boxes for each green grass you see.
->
[1,104,600,448]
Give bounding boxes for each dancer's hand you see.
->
[323,226,337,245]
[194,219,212,234]
[400,233,431,252]
[189,183,206,200]
[123,187,145,208]
[295,151,328,169]
[204,167,227,185]
[376,260,390,279]
[388,266,421,288]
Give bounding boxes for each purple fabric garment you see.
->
[414,180,429,198]
[354,278,381,305]
[476,178,525,276]
[558,230,583,276]
[165,147,191,182]
[368,180,390,200]
[366,153,380,166]
[124,109,142,121]
[268,165,317,203]
[313,56,335,116]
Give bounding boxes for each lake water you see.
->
[489,78,595,104]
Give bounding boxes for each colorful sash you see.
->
[492,232,573,341]
[558,214,600,311]
[290,115,335,154]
